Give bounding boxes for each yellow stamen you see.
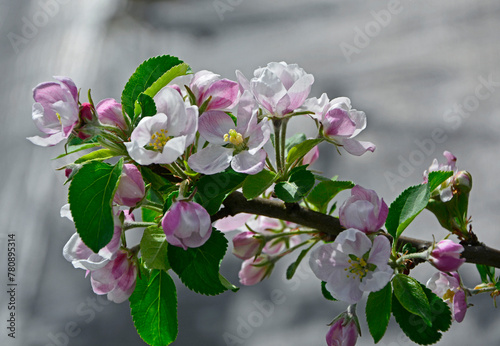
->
[149,129,170,151]
[443,289,455,302]
[346,255,371,281]
[224,129,244,146]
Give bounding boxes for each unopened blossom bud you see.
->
[190,70,239,112]
[339,185,388,234]
[90,249,138,303]
[162,201,212,250]
[452,170,472,194]
[238,254,273,286]
[96,98,127,130]
[232,231,261,260]
[429,240,465,272]
[302,146,319,165]
[326,311,360,346]
[113,164,145,207]
[77,103,95,139]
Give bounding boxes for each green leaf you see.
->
[286,138,323,164]
[392,284,451,345]
[285,133,307,155]
[427,171,453,192]
[68,159,123,253]
[286,247,310,280]
[168,229,230,295]
[135,93,157,122]
[54,142,100,159]
[141,226,170,271]
[121,55,185,118]
[129,268,178,346]
[385,184,430,240]
[392,274,432,326]
[195,169,247,214]
[242,170,277,199]
[74,149,117,164]
[366,283,392,343]
[274,169,315,203]
[140,166,175,197]
[320,281,336,301]
[476,264,496,283]
[144,62,190,98]
[306,180,354,212]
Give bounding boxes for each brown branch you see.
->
[212,191,500,269]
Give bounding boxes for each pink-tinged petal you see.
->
[204,79,240,111]
[235,70,251,93]
[309,243,338,282]
[339,200,374,231]
[286,74,314,110]
[360,265,393,292]
[326,317,358,346]
[96,98,126,130]
[214,213,253,232]
[453,290,467,322]
[342,139,376,156]
[299,93,330,120]
[235,90,256,133]
[157,135,188,164]
[114,164,145,207]
[54,76,78,102]
[231,149,266,174]
[63,233,108,271]
[27,131,66,146]
[336,229,372,258]
[232,231,261,260]
[324,108,357,137]
[245,118,271,153]
[326,269,364,304]
[302,146,319,165]
[238,255,270,286]
[349,110,367,137]
[367,236,391,267]
[188,145,233,175]
[107,265,137,303]
[198,111,236,144]
[251,68,287,114]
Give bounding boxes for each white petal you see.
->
[188,145,233,175]
[231,150,266,174]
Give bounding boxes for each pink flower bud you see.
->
[90,249,138,303]
[452,170,472,193]
[326,315,359,346]
[114,164,145,207]
[339,185,388,234]
[162,201,212,250]
[96,98,127,130]
[190,70,239,112]
[238,254,272,286]
[302,146,319,165]
[429,240,465,272]
[232,231,261,260]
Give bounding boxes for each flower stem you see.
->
[273,118,283,173]
[123,221,157,231]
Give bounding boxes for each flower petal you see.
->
[188,145,233,175]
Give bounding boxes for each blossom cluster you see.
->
[28,56,486,346]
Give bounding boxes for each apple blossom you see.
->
[238,254,273,286]
[339,185,388,234]
[303,94,375,156]
[124,87,198,165]
[424,151,459,202]
[189,70,239,112]
[429,240,465,272]
[90,249,138,303]
[113,164,146,207]
[302,145,319,165]
[188,90,271,174]
[309,228,393,304]
[162,201,212,250]
[96,98,127,130]
[427,271,467,322]
[27,76,80,146]
[236,61,314,118]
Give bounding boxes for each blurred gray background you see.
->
[1,0,500,345]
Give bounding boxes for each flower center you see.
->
[442,289,455,302]
[224,129,244,146]
[344,255,374,281]
[149,129,170,151]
